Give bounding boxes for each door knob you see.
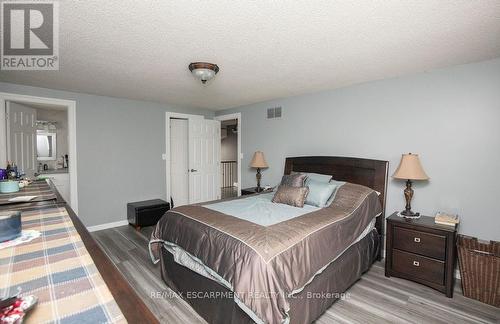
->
[190,169,198,172]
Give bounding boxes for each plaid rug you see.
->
[0,207,126,323]
[0,180,57,205]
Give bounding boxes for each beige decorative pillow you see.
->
[272,185,310,208]
[280,173,308,187]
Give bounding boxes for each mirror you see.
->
[37,132,57,161]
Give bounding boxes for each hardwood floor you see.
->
[92,225,499,324]
[221,186,238,199]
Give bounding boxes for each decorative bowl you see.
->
[0,180,20,193]
[0,211,21,242]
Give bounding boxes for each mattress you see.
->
[150,182,381,324]
[204,191,320,226]
[159,228,380,324]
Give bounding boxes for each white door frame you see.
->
[0,92,79,214]
[165,112,203,205]
[215,113,241,196]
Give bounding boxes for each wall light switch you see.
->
[162,153,166,160]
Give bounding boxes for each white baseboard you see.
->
[87,220,129,232]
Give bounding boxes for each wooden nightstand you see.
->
[241,187,273,195]
[385,212,457,297]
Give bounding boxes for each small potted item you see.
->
[0,211,21,242]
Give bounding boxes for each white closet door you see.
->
[6,102,37,177]
[170,119,189,206]
[188,119,221,203]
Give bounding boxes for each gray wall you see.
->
[217,58,500,241]
[0,82,213,227]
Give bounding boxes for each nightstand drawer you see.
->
[392,249,445,285]
[393,226,446,260]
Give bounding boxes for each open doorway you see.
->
[0,92,78,213]
[215,113,241,199]
[6,100,70,202]
[165,112,221,207]
[220,119,238,199]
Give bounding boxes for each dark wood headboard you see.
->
[284,156,389,260]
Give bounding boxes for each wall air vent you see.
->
[274,106,282,118]
[267,108,274,119]
[267,106,282,119]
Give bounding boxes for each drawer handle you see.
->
[413,261,420,267]
[414,237,421,243]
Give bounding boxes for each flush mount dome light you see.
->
[189,62,219,84]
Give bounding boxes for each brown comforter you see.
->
[150,183,381,323]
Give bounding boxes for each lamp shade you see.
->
[392,153,429,180]
[250,151,268,168]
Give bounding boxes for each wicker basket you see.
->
[457,235,500,307]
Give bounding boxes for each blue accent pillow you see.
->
[305,179,338,207]
[292,171,332,183]
[325,179,346,207]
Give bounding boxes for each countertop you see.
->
[38,169,69,175]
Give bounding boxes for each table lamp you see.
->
[250,151,268,192]
[392,153,429,218]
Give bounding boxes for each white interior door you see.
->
[170,118,189,206]
[188,119,221,203]
[6,102,37,177]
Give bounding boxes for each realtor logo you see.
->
[1,1,59,70]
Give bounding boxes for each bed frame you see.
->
[284,156,388,259]
[160,156,389,323]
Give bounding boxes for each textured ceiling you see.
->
[1,1,499,111]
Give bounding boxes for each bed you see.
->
[150,156,388,324]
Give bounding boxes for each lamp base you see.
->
[399,179,421,219]
[255,168,262,192]
[398,210,421,219]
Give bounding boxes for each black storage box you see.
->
[127,199,170,230]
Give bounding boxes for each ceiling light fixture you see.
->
[189,62,219,84]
